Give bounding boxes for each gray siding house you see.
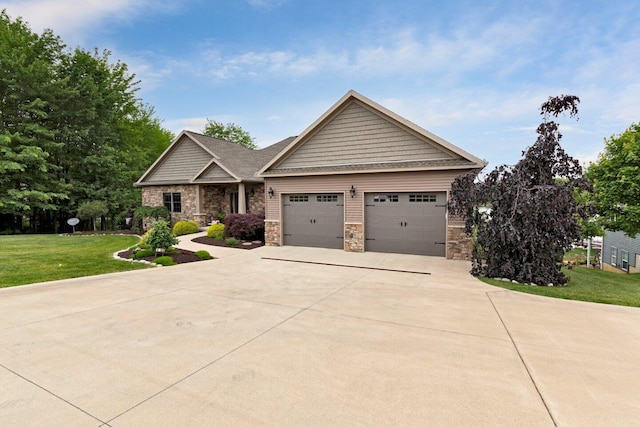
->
[602,231,640,273]
[136,90,487,259]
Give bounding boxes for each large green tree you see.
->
[0,11,172,232]
[587,123,640,236]
[202,119,256,149]
[0,11,68,230]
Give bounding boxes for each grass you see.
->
[480,267,640,307]
[0,234,150,288]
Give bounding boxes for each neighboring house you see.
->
[136,90,487,259]
[602,231,640,273]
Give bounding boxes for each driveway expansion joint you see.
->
[486,292,558,427]
[0,363,106,425]
[261,256,431,275]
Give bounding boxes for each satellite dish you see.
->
[67,217,80,233]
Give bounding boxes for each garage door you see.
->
[365,192,447,256]
[282,194,344,249]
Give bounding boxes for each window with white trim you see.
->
[611,246,617,267]
[621,250,629,272]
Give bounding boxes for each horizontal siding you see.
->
[265,170,467,223]
[603,230,640,269]
[147,138,211,182]
[275,102,455,170]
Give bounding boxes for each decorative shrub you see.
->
[207,223,225,240]
[153,256,176,266]
[225,237,239,246]
[216,212,225,222]
[145,220,179,251]
[133,248,154,259]
[224,213,265,241]
[195,250,212,260]
[173,220,199,236]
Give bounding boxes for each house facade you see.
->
[602,230,640,273]
[136,90,486,259]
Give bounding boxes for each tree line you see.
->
[0,11,173,233]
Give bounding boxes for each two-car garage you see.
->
[281,191,447,256]
[258,90,487,259]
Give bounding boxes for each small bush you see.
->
[224,213,265,241]
[195,250,212,260]
[207,223,225,240]
[153,256,176,266]
[145,220,179,250]
[226,237,239,246]
[133,249,154,259]
[173,220,200,236]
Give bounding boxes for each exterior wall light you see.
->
[350,185,356,198]
[268,187,274,198]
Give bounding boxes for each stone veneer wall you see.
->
[344,223,364,252]
[141,185,197,225]
[265,220,280,246]
[447,225,472,260]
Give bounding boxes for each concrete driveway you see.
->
[1,245,639,426]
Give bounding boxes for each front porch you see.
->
[141,182,265,227]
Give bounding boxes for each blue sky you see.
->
[3,0,640,168]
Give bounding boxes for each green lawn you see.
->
[480,267,640,307]
[0,234,149,288]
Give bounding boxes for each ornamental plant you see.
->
[224,213,264,241]
[207,223,225,240]
[172,220,199,236]
[145,220,179,251]
[449,95,591,286]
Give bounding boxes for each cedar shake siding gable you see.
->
[144,136,212,183]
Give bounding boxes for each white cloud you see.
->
[2,0,179,43]
[247,0,286,10]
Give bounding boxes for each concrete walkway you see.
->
[1,242,639,426]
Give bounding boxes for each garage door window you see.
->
[289,195,309,202]
[373,194,399,203]
[409,194,437,203]
[317,195,338,202]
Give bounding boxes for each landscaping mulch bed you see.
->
[117,248,204,264]
[191,236,264,250]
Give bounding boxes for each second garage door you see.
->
[282,193,344,249]
[365,192,447,256]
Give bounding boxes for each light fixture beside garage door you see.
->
[268,187,274,198]
[350,185,356,198]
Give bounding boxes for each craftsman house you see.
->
[135,90,486,258]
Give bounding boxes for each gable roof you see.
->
[257,90,487,177]
[135,131,294,186]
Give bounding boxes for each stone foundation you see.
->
[447,226,472,260]
[344,223,364,252]
[265,220,281,246]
